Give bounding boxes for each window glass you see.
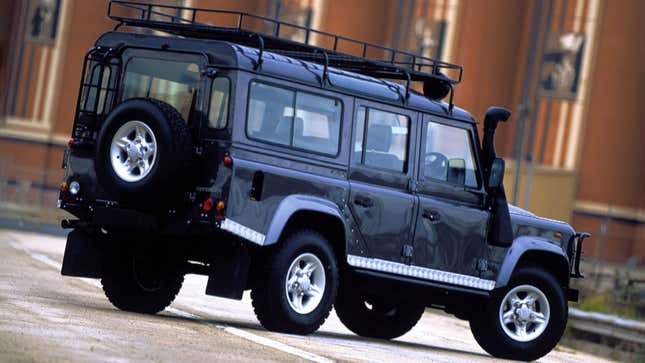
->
[293,93,341,155]
[82,64,111,115]
[123,58,200,120]
[246,82,341,155]
[247,82,295,145]
[354,106,409,173]
[208,77,230,129]
[424,122,479,187]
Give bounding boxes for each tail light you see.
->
[223,155,233,167]
[201,198,214,212]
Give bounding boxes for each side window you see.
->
[208,77,230,129]
[246,82,342,155]
[354,106,410,173]
[423,122,479,188]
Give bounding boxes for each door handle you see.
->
[353,195,374,208]
[422,209,440,222]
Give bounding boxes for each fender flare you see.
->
[495,236,570,289]
[264,194,345,246]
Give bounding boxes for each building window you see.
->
[270,0,315,43]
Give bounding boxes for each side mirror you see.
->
[488,158,505,189]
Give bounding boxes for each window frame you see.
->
[417,116,483,191]
[348,98,418,191]
[353,105,412,174]
[244,79,344,157]
[119,48,207,126]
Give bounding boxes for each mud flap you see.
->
[205,245,250,300]
[61,228,104,278]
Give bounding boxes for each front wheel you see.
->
[251,230,338,335]
[469,267,567,361]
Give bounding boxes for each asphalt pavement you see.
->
[0,229,614,363]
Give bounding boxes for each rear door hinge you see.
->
[401,244,414,258]
[407,179,418,193]
[477,258,489,272]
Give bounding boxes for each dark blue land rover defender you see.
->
[59,2,589,361]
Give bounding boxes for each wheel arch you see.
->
[264,194,347,264]
[495,236,570,289]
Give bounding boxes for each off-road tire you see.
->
[469,267,567,361]
[95,98,193,206]
[101,252,184,314]
[335,285,425,340]
[251,230,338,335]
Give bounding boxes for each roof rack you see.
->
[107,1,463,107]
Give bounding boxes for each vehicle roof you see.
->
[96,31,476,124]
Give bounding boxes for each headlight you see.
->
[69,181,80,195]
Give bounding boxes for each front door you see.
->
[348,101,418,263]
[411,116,489,278]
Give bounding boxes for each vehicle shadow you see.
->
[166,311,494,361]
[60,298,494,361]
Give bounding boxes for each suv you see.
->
[59,2,589,361]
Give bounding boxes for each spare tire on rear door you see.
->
[95,98,193,207]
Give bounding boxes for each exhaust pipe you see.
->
[61,219,87,229]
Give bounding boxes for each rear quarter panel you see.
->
[225,72,355,246]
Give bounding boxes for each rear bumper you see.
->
[60,201,216,235]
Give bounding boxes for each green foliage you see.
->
[577,292,643,321]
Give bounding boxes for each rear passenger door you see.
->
[411,116,489,278]
[348,100,418,263]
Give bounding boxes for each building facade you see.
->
[0,0,642,263]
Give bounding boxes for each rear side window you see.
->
[122,58,200,120]
[423,122,479,188]
[81,64,112,115]
[246,82,342,156]
[354,106,410,173]
[208,77,230,129]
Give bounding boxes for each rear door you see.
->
[348,100,418,263]
[411,116,489,277]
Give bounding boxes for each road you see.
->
[0,229,613,363]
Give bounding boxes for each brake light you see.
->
[68,138,75,148]
[202,198,214,212]
[223,155,233,167]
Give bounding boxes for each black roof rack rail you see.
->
[108,1,463,105]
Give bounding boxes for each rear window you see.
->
[122,58,200,120]
[246,82,342,156]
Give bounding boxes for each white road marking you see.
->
[7,240,334,363]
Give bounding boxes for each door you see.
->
[348,101,418,263]
[411,116,489,277]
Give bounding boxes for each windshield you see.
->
[122,57,200,120]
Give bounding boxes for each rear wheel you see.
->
[101,250,184,314]
[469,267,567,361]
[251,230,338,335]
[335,285,425,340]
